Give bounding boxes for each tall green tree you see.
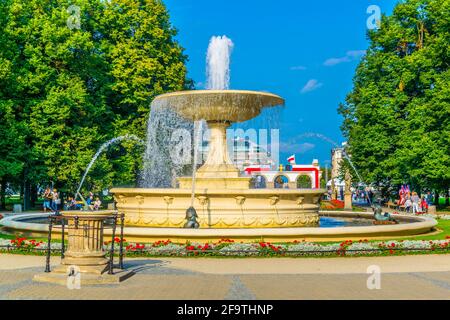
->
[0,0,191,206]
[0,0,28,208]
[95,0,192,188]
[339,0,449,202]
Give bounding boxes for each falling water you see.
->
[190,121,203,206]
[139,102,194,188]
[290,132,371,205]
[75,134,144,199]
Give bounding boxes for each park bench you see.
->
[386,201,397,209]
[386,200,406,212]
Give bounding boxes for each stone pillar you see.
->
[331,178,336,200]
[60,212,111,274]
[344,170,352,210]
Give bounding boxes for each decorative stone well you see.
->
[33,210,133,285]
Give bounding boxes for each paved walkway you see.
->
[0,253,449,299]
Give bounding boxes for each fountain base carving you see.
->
[178,176,252,190]
[111,188,324,228]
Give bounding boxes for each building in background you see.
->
[200,137,275,170]
[244,158,321,189]
[328,143,346,200]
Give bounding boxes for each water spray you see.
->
[75,134,144,208]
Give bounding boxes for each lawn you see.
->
[403,219,450,241]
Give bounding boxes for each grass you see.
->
[404,219,450,241]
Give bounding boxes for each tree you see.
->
[0,0,191,206]
[0,0,28,208]
[0,101,26,209]
[339,0,450,203]
[94,0,192,189]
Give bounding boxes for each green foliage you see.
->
[297,175,312,188]
[339,0,450,195]
[0,0,190,197]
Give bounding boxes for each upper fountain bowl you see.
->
[152,90,284,122]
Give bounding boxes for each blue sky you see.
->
[164,0,397,166]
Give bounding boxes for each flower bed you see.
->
[321,200,345,210]
[2,236,449,257]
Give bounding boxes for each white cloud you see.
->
[323,50,366,66]
[323,57,350,66]
[290,65,307,71]
[300,79,323,94]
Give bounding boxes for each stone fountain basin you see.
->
[110,187,325,229]
[153,90,284,122]
[0,211,437,243]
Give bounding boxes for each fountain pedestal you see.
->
[178,121,251,190]
[344,170,353,210]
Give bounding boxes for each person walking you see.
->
[51,189,60,212]
[404,193,412,213]
[420,195,429,213]
[368,189,374,204]
[411,192,421,214]
[42,187,53,212]
[426,191,434,206]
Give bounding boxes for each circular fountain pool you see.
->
[0,211,437,243]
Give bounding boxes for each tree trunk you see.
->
[446,188,449,207]
[20,181,24,211]
[0,179,6,210]
[23,180,31,211]
[30,184,38,208]
[434,191,440,206]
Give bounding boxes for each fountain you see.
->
[110,35,324,230]
[112,93,324,229]
[0,37,437,242]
